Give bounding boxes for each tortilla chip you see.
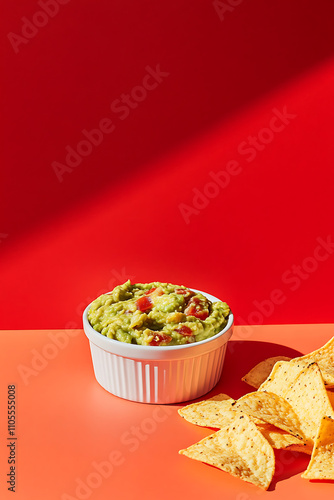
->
[178,394,265,428]
[258,360,305,397]
[179,412,275,490]
[260,361,334,445]
[178,395,235,428]
[178,336,334,488]
[294,336,334,387]
[255,422,307,450]
[284,362,334,444]
[302,416,334,479]
[242,356,291,389]
[243,336,334,388]
[232,391,305,441]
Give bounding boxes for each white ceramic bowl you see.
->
[83,289,233,404]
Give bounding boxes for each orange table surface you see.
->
[1,324,334,500]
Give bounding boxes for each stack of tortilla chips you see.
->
[178,336,334,490]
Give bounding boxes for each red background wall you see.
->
[1,0,334,330]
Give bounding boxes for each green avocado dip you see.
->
[87,281,230,346]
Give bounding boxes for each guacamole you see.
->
[87,281,230,346]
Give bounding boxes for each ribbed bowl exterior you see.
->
[88,340,229,404]
[83,288,233,404]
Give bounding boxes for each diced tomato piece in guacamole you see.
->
[149,333,172,346]
[184,297,209,320]
[175,325,193,336]
[145,286,164,298]
[136,296,153,312]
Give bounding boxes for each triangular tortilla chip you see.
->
[242,356,291,389]
[258,360,305,397]
[259,361,334,445]
[294,336,334,387]
[178,396,235,428]
[302,416,334,479]
[243,335,334,388]
[256,422,309,451]
[232,391,306,441]
[179,412,275,490]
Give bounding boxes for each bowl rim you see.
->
[82,287,233,357]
